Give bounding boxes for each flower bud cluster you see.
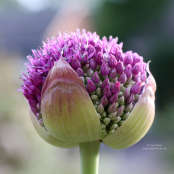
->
[76,55,146,137]
[20,29,147,137]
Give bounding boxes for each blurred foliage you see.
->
[153,103,174,139]
[95,0,173,110]
[150,38,174,109]
[96,0,166,41]
[0,0,21,12]
[0,0,16,5]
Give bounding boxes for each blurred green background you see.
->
[0,0,174,174]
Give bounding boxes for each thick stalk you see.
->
[79,140,100,174]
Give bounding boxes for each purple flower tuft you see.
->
[19,28,149,137]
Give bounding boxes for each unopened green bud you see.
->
[85,77,91,84]
[91,95,99,101]
[120,84,126,92]
[97,104,104,114]
[118,91,123,98]
[97,113,101,120]
[83,73,87,77]
[115,116,121,123]
[100,123,106,129]
[125,103,133,113]
[102,129,107,138]
[83,64,89,72]
[96,88,102,97]
[109,124,118,130]
[96,81,102,88]
[116,105,125,117]
[103,118,111,125]
[122,112,130,120]
[108,112,116,120]
[101,111,107,117]
[118,96,124,105]
[108,102,118,113]
[108,129,115,135]
[118,121,125,126]
[125,80,134,88]
[94,105,98,109]
[87,68,94,77]
[80,76,85,84]
[111,77,118,84]
[95,101,100,105]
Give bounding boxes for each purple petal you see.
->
[116,62,123,74]
[109,93,118,103]
[89,59,97,70]
[95,52,103,65]
[124,54,133,66]
[130,81,141,95]
[124,64,132,79]
[132,63,140,75]
[111,81,120,94]
[100,63,110,76]
[101,78,109,89]
[71,58,81,70]
[108,54,117,68]
[109,68,117,79]
[101,95,109,107]
[76,68,84,77]
[87,79,96,93]
[103,85,112,98]
[119,73,127,84]
[92,71,100,84]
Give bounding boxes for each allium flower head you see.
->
[20,29,156,149]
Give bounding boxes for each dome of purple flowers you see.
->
[20,28,149,138]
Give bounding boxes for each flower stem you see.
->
[79,140,100,174]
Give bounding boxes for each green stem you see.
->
[79,140,101,174]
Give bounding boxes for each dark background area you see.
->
[0,0,174,174]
